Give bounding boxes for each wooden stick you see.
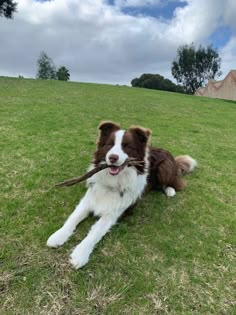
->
[55,158,144,188]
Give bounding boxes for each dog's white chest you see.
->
[86,167,147,218]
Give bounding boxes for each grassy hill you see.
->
[0,77,235,314]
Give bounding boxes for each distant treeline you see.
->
[131,73,185,93]
[36,51,70,81]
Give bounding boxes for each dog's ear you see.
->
[98,121,120,137]
[129,126,151,144]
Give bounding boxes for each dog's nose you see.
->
[108,154,119,164]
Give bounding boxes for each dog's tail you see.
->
[175,155,197,176]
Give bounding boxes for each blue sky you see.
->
[209,26,233,48]
[0,0,235,84]
[110,0,188,20]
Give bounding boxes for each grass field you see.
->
[0,76,235,314]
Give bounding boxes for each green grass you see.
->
[0,76,235,314]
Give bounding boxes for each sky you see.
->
[0,0,236,85]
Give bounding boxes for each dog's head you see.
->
[94,121,151,175]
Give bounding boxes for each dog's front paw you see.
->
[47,228,70,248]
[69,244,90,269]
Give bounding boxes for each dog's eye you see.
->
[102,142,114,149]
[123,143,136,151]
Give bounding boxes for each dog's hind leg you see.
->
[164,187,176,197]
[70,215,117,269]
[47,191,91,248]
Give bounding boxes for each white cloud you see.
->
[224,0,236,31]
[167,0,224,44]
[220,36,236,77]
[0,0,235,84]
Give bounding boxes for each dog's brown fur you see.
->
[95,121,195,194]
[148,148,186,192]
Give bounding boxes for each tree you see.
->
[36,51,57,80]
[171,43,222,94]
[0,0,17,18]
[56,66,70,81]
[131,73,184,93]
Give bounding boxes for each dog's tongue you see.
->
[109,166,120,176]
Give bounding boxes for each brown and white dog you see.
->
[47,121,197,269]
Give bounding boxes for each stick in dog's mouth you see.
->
[55,158,144,188]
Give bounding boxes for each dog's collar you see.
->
[105,184,126,197]
[88,179,126,197]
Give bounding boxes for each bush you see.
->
[131,73,184,93]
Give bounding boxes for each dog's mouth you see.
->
[108,164,126,176]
